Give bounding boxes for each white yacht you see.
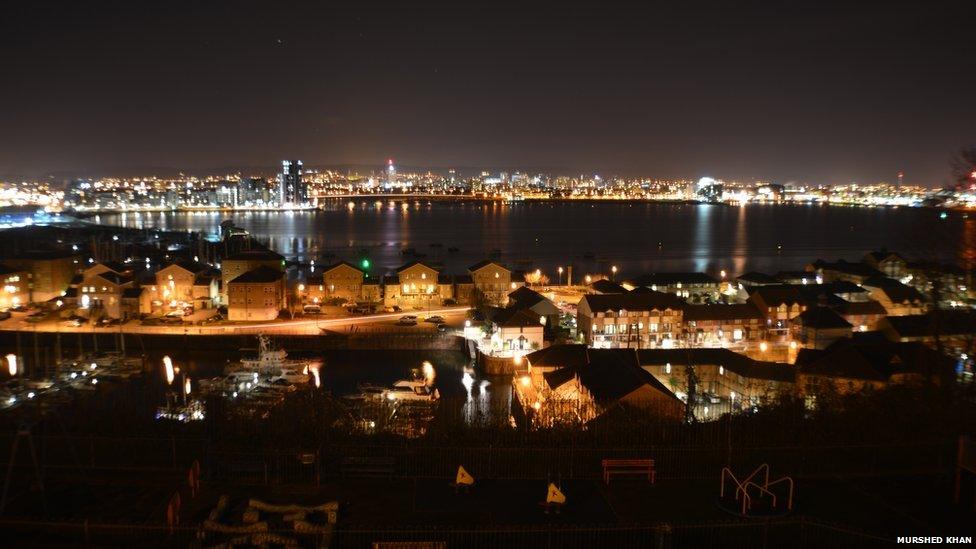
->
[227,335,310,376]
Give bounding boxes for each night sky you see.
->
[2,1,975,185]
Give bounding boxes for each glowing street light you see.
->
[163,356,175,385]
[6,354,17,376]
[611,265,618,280]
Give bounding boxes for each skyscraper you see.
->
[278,160,306,205]
[385,158,396,189]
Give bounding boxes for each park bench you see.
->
[602,458,655,485]
[339,456,396,478]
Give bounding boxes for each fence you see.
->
[0,433,953,484]
[0,516,897,548]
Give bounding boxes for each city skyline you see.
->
[2,2,975,185]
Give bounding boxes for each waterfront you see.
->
[96,200,973,276]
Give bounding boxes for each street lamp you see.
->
[611,265,618,281]
[558,266,564,286]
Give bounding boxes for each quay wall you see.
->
[0,331,467,368]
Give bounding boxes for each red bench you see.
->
[602,459,655,484]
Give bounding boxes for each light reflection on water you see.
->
[98,200,969,279]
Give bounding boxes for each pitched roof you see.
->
[580,290,685,313]
[862,276,925,303]
[795,307,853,329]
[637,348,794,383]
[95,272,134,286]
[795,339,945,381]
[736,272,778,285]
[579,349,681,405]
[468,260,509,273]
[491,307,543,328]
[590,279,627,294]
[882,311,976,338]
[508,286,547,306]
[228,265,284,284]
[168,258,211,274]
[833,300,887,316]
[682,303,763,322]
[865,250,904,263]
[625,272,719,288]
[322,260,363,275]
[526,344,590,370]
[812,259,882,279]
[396,260,438,273]
[540,347,681,405]
[224,249,284,261]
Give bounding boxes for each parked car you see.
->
[384,306,401,313]
[437,323,449,333]
[95,318,121,328]
[424,315,445,324]
[63,316,87,327]
[302,304,322,314]
[398,315,418,326]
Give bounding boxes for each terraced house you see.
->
[468,260,522,306]
[383,261,453,310]
[577,291,685,349]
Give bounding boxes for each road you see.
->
[0,306,473,337]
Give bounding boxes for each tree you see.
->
[950,147,976,189]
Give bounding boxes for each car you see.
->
[424,315,445,324]
[164,310,185,318]
[384,306,401,313]
[96,318,121,328]
[0,311,11,321]
[302,304,322,314]
[9,305,29,313]
[63,318,84,327]
[437,323,449,333]
[26,311,48,322]
[398,315,418,326]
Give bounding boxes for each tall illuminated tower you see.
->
[385,158,396,189]
[278,160,305,205]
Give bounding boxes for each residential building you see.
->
[488,307,545,354]
[226,265,286,321]
[863,250,907,278]
[809,259,882,284]
[383,261,452,310]
[790,307,853,350]
[577,291,685,348]
[515,345,684,426]
[221,249,285,304]
[682,303,766,347]
[468,260,522,306]
[621,272,720,303]
[140,259,219,316]
[0,264,30,309]
[322,261,366,303]
[76,262,138,319]
[507,286,561,326]
[638,348,794,411]
[795,339,948,396]
[861,276,927,316]
[877,311,976,355]
[5,249,78,303]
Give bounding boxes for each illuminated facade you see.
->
[278,160,306,205]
